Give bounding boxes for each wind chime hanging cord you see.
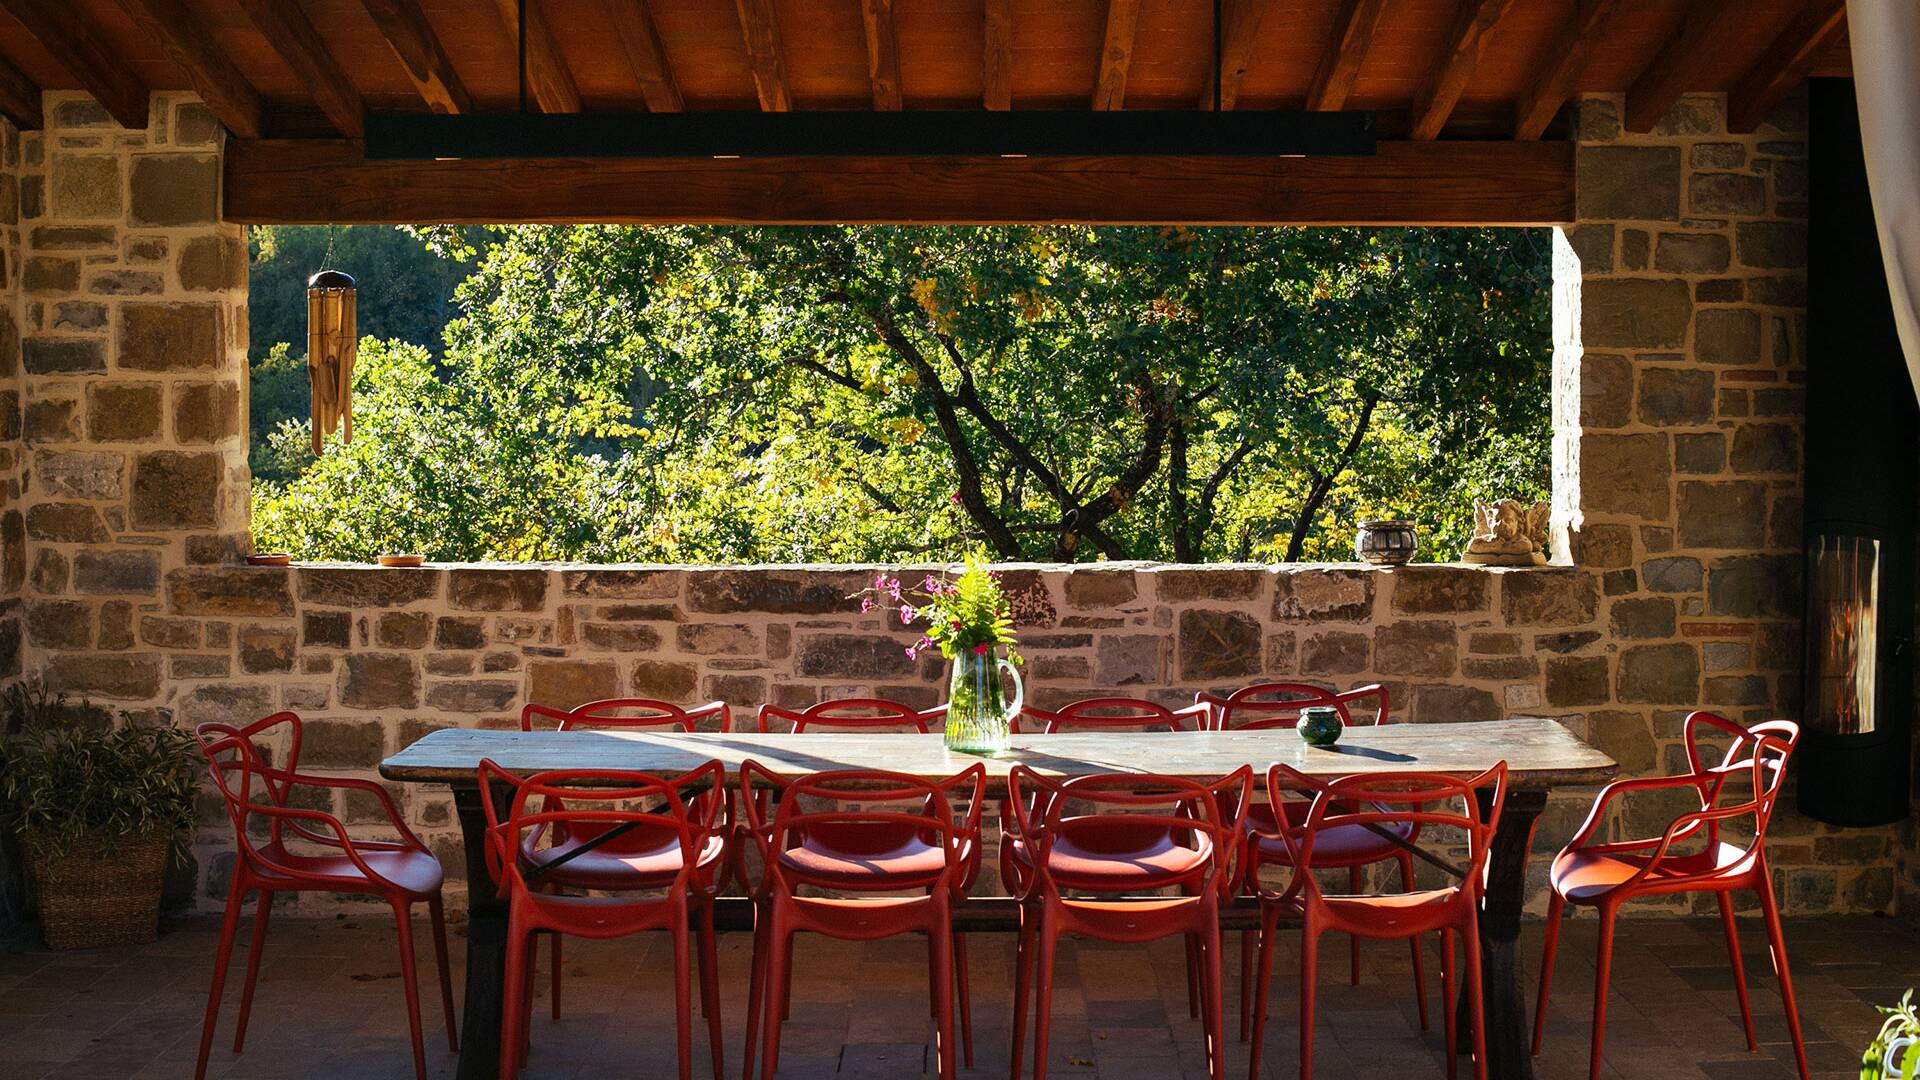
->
[307,225,357,454]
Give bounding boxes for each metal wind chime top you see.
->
[306,227,356,455]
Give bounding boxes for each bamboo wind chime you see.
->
[307,264,357,454]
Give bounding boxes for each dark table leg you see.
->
[1457,787,1547,1080]
[452,783,508,1080]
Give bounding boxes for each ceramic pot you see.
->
[1296,706,1344,747]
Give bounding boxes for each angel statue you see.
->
[1462,498,1551,566]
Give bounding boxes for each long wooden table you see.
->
[382,718,1616,1080]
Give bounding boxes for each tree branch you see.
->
[1284,394,1379,562]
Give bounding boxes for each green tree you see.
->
[252,225,1551,564]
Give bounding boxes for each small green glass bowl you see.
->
[1296,706,1343,748]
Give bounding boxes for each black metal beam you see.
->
[363,108,1376,160]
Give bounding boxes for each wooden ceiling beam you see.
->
[120,0,263,139]
[1092,0,1141,110]
[1512,0,1620,140]
[356,0,471,114]
[1623,0,1743,133]
[491,0,581,113]
[983,0,1012,110]
[1727,0,1847,133]
[1306,0,1389,112]
[227,139,1575,227]
[0,48,42,130]
[0,0,149,129]
[734,0,792,111]
[859,0,902,111]
[236,0,363,137]
[1407,0,1516,140]
[604,0,682,112]
[1198,0,1273,111]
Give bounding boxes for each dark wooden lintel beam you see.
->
[0,0,150,129]
[1407,0,1517,141]
[237,0,364,137]
[1727,0,1847,133]
[357,0,471,115]
[225,139,1575,227]
[604,0,682,112]
[1623,0,1743,133]
[1512,0,1620,140]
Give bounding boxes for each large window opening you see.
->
[245,225,1553,565]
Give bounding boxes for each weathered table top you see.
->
[380,717,1617,790]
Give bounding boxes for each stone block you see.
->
[1152,568,1262,602]
[1641,556,1703,594]
[129,155,219,225]
[119,303,222,372]
[999,569,1059,628]
[1707,555,1799,618]
[24,255,79,293]
[426,680,520,714]
[97,602,133,650]
[1735,222,1806,269]
[24,337,106,374]
[1653,96,1720,135]
[560,568,679,598]
[1691,143,1746,169]
[375,611,432,649]
[1272,569,1373,621]
[88,270,164,296]
[44,652,161,700]
[1620,229,1647,269]
[686,569,867,614]
[795,633,917,679]
[1729,423,1796,474]
[173,382,240,444]
[238,625,296,673]
[632,660,699,701]
[1177,609,1262,680]
[35,449,123,500]
[86,383,164,440]
[1461,656,1537,681]
[1501,570,1598,627]
[303,610,351,648]
[177,235,248,291]
[1677,482,1767,549]
[49,154,121,217]
[1374,621,1457,677]
[1608,597,1676,639]
[1695,309,1761,365]
[1570,524,1633,570]
[1411,686,1500,724]
[1544,656,1609,707]
[1578,433,1669,520]
[528,659,620,710]
[342,653,422,710]
[30,225,116,250]
[1579,353,1632,427]
[130,451,221,529]
[436,616,486,649]
[706,675,768,708]
[1300,631,1367,675]
[1063,569,1138,608]
[1588,712,1657,773]
[298,567,442,607]
[72,549,159,595]
[1576,146,1679,220]
[1653,232,1731,274]
[677,623,758,655]
[1617,643,1699,705]
[1564,224,1613,273]
[449,569,547,611]
[1581,279,1690,349]
[31,550,69,594]
[1687,173,1765,216]
[1636,368,1714,425]
[1389,566,1491,613]
[179,685,274,726]
[1095,634,1165,685]
[1704,675,1769,707]
[302,719,388,768]
[25,398,84,443]
[26,503,110,543]
[26,600,92,649]
[581,623,663,650]
[1673,433,1725,474]
[169,568,296,617]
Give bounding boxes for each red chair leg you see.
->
[194,881,249,1080]
[1716,890,1758,1052]
[550,930,563,1020]
[1463,915,1489,1080]
[698,904,725,1080]
[673,909,694,1080]
[1441,928,1457,1080]
[428,893,459,1052]
[741,906,770,1080]
[1238,928,1254,1041]
[1032,922,1059,1080]
[780,936,795,1022]
[1758,873,1812,1080]
[760,921,792,1080]
[931,922,958,1080]
[1201,924,1226,1080]
[1247,904,1280,1080]
[231,889,273,1053]
[392,901,429,1080]
[1348,866,1363,986]
[1531,891,1564,1055]
[954,931,974,1068]
[1399,854,1430,1032]
[1299,922,1319,1080]
[1186,933,1202,1019]
[501,916,529,1080]
[1588,904,1617,1080]
[1011,908,1035,1080]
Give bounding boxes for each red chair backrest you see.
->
[1016,696,1207,734]
[758,697,948,733]
[194,712,305,854]
[522,697,731,733]
[1263,762,1507,906]
[739,761,986,892]
[1005,765,1253,899]
[1682,712,1799,849]
[1197,682,1390,731]
[477,759,728,899]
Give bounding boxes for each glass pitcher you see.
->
[944,647,1022,754]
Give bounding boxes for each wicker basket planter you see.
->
[23,829,171,950]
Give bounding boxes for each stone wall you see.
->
[3,117,25,672]
[1,90,1903,919]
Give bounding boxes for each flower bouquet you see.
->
[860,556,1023,753]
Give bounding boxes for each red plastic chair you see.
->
[1196,683,1429,1036]
[738,761,987,1080]
[1003,765,1252,1080]
[1015,696,1209,733]
[1532,713,1808,1080]
[480,759,731,1080]
[192,713,457,1080]
[518,697,732,1019]
[1247,762,1508,1080]
[757,696,947,732]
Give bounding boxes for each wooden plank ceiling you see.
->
[0,0,1853,138]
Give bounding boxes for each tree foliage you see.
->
[251,225,1552,564]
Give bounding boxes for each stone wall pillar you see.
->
[2,117,24,674]
[13,93,250,703]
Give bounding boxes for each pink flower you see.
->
[874,573,889,591]
[921,574,944,593]
[948,493,961,504]
[974,642,989,656]
[860,597,875,613]
[885,577,903,601]
[899,603,917,624]
[904,645,919,660]
[951,619,962,630]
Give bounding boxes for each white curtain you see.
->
[1848,0,1920,400]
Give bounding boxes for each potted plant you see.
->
[0,682,198,949]
[1865,991,1920,1079]
[859,555,1024,754]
